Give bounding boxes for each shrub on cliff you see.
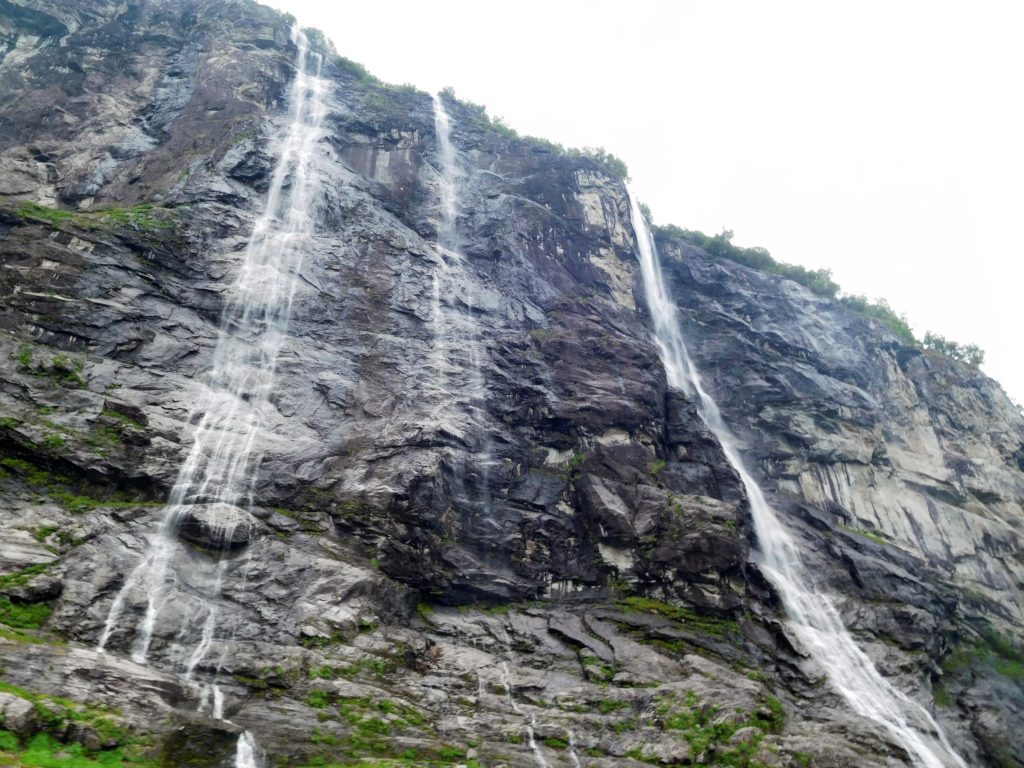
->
[922,332,985,367]
[655,224,840,299]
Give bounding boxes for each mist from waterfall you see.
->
[626,188,966,768]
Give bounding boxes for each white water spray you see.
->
[97,27,328,763]
[567,729,582,768]
[626,189,965,768]
[100,25,326,661]
[496,627,549,768]
[430,93,494,505]
[234,731,262,768]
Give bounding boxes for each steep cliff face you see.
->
[0,2,1021,767]
[656,242,1024,764]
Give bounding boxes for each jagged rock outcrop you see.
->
[0,1,1021,767]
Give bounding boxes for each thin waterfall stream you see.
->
[429,93,494,510]
[95,28,328,765]
[626,189,966,768]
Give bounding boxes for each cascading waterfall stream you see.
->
[429,92,494,507]
[626,189,966,768]
[95,27,328,765]
[497,629,550,768]
[234,731,262,768]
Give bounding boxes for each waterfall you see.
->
[96,26,327,761]
[430,93,493,509]
[626,189,966,768]
[497,629,549,768]
[234,731,262,768]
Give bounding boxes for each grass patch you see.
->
[13,345,86,388]
[16,202,175,233]
[0,683,151,765]
[0,597,53,629]
[654,689,783,766]
[840,525,888,545]
[0,731,157,767]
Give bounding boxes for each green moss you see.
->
[0,563,52,591]
[543,737,568,750]
[100,409,145,430]
[625,747,659,764]
[307,689,330,709]
[596,699,631,714]
[0,684,147,766]
[10,344,86,388]
[567,452,587,473]
[0,730,19,751]
[0,625,52,644]
[840,526,888,545]
[0,597,53,629]
[16,202,176,234]
[618,596,739,638]
[942,628,1024,681]
[0,453,157,514]
[652,690,781,766]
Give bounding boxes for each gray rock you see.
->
[176,503,259,551]
[0,692,37,736]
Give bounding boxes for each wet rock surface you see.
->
[0,1,1020,766]
[176,503,259,550]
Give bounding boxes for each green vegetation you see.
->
[0,454,157,514]
[597,699,631,714]
[838,294,915,344]
[16,202,176,233]
[648,689,784,767]
[618,596,739,639]
[302,26,333,55]
[656,225,840,298]
[0,565,57,637]
[648,458,667,478]
[0,682,153,767]
[566,146,629,180]
[333,53,380,85]
[840,525,889,545]
[653,222,984,358]
[292,693,433,764]
[439,86,629,180]
[922,331,985,367]
[0,596,53,629]
[942,627,1024,681]
[307,689,330,709]
[0,732,157,767]
[566,452,587,476]
[14,345,86,388]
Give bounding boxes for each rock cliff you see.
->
[0,1,1021,767]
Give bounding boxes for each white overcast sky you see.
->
[266,0,1024,405]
